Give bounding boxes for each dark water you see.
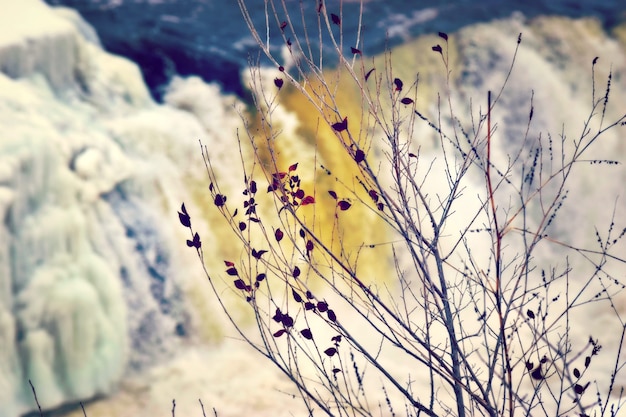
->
[45,0,626,100]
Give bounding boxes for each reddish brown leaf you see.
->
[289,162,298,172]
[186,232,201,249]
[301,196,316,205]
[327,309,337,322]
[252,249,268,259]
[280,21,287,30]
[214,194,226,207]
[337,201,351,211]
[324,347,337,357]
[281,314,294,328]
[273,172,288,180]
[178,204,191,227]
[354,149,365,163]
[331,117,348,132]
[272,308,283,322]
[224,260,235,267]
[400,97,414,105]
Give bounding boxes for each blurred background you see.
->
[0,1,625,416]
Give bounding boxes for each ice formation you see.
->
[0,1,241,415]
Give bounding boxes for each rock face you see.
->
[0,2,240,416]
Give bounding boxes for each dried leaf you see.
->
[273,329,286,338]
[293,266,301,279]
[328,190,338,200]
[256,273,266,282]
[272,308,283,322]
[186,232,201,249]
[289,162,298,172]
[330,13,340,25]
[324,347,337,357]
[292,289,303,303]
[226,267,239,276]
[301,196,316,205]
[317,301,328,312]
[274,78,284,89]
[300,328,313,340]
[214,194,227,207]
[354,149,365,163]
[432,44,442,54]
[327,309,337,322]
[178,211,191,228]
[331,117,348,132]
[281,314,294,328]
[400,97,413,105]
[364,68,375,81]
[438,31,448,41]
[275,228,284,242]
[351,46,361,55]
[252,249,268,259]
[393,78,403,91]
[337,201,351,211]
[238,222,246,231]
[233,279,246,290]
